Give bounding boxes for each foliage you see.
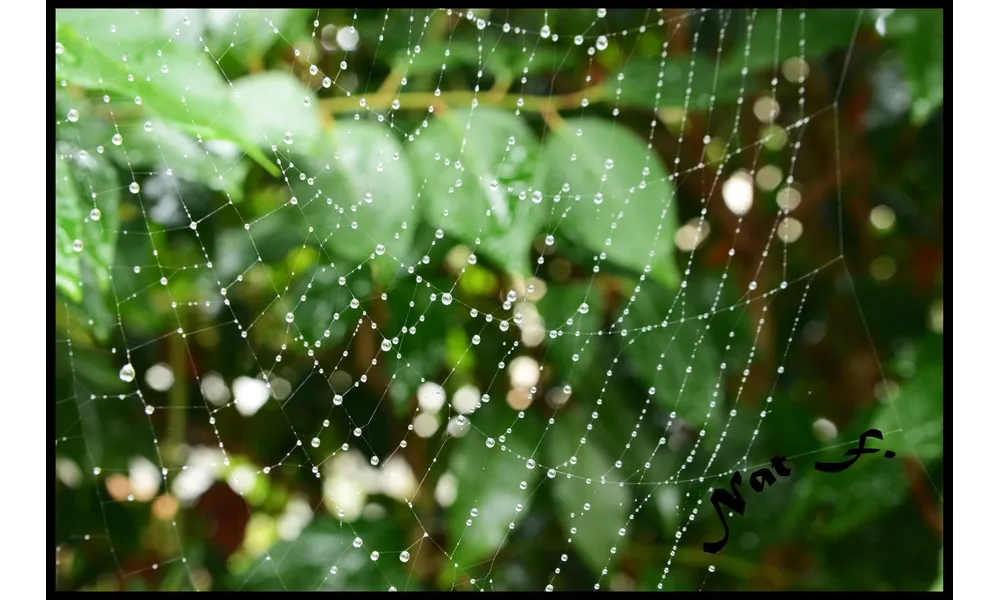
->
[54,8,944,592]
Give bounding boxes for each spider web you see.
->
[52,8,937,592]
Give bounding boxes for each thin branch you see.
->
[320,86,604,114]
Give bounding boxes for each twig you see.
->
[320,86,604,114]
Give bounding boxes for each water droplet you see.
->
[574,35,584,45]
[375,243,386,256]
[594,192,603,205]
[89,208,101,221]
[353,537,363,548]
[399,551,410,563]
[322,76,332,88]
[381,339,392,352]
[329,566,338,575]
[618,528,627,536]
[540,25,551,38]
[370,455,380,466]
[333,394,343,406]
[66,109,79,122]
[472,335,481,345]
[470,507,479,517]
[595,36,608,51]
[578,303,590,315]
[129,182,140,194]
[55,42,64,54]
[486,437,495,448]
[532,190,543,203]
[284,131,294,145]
[119,364,135,382]
[145,405,155,415]
[285,312,295,323]
[71,239,84,252]
[370,551,379,561]
[441,292,453,306]
[476,18,486,30]
[311,437,320,448]
[144,121,153,132]
[134,96,142,105]
[526,459,536,469]
[112,133,123,146]
[519,481,528,490]
[547,469,557,479]
[708,565,716,573]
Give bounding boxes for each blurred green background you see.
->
[53,8,944,592]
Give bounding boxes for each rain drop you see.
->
[119,364,136,382]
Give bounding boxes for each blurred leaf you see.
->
[929,546,943,591]
[55,10,280,177]
[872,335,943,462]
[236,517,411,591]
[232,71,325,155]
[548,410,633,577]
[621,292,722,423]
[882,9,944,125]
[535,283,604,376]
[618,55,747,111]
[409,108,545,276]
[782,431,908,539]
[537,118,678,288]
[737,9,862,74]
[204,9,310,60]
[446,406,543,570]
[297,120,418,265]
[55,148,120,308]
[119,121,249,201]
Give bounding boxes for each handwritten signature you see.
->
[703,428,895,554]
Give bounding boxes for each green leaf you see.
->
[621,291,722,422]
[296,120,418,265]
[119,121,249,201]
[782,438,908,539]
[881,9,944,124]
[618,55,748,111]
[55,10,280,177]
[236,517,412,591]
[537,118,678,288]
[534,283,604,376]
[408,108,545,276]
[737,9,862,75]
[232,71,325,155]
[55,147,120,306]
[872,336,943,462]
[446,406,542,571]
[548,410,632,577]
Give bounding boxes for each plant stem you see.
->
[320,86,605,114]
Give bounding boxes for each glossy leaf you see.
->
[537,118,678,288]
[55,147,120,306]
[55,10,280,177]
[409,108,546,276]
[233,71,325,155]
[296,120,418,266]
